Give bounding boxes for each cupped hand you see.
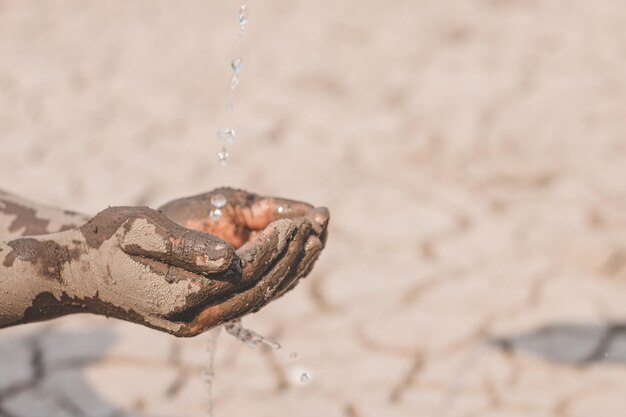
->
[158,188,329,334]
[159,187,328,249]
[77,189,328,337]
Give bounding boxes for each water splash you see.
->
[224,319,281,350]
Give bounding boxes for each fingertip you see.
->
[268,217,300,248]
[313,207,330,227]
[304,234,323,254]
[271,198,314,218]
[307,207,330,235]
[235,218,297,281]
[201,241,236,274]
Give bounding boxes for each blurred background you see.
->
[1,0,626,416]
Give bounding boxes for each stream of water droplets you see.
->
[215,1,248,169]
[202,327,221,417]
[202,318,313,416]
[202,4,252,414]
[202,4,313,416]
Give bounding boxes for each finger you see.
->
[305,206,330,237]
[183,219,310,335]
[235,218,303,284]
[295,235,324,279]
[120,212,235,275]
[246,219,310,308]
[273,235,323,299]
[163,219,305,317]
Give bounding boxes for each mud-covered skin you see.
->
[0,192,89,239]
[0,188,329,337]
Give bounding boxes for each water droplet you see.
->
[277,206,285,214]
[211,194,227,208]
[231,57,243,74]
[217,128,236,144]
[238,5,248,27]
[289,351,298,359]
[230,75,240,90]
[226,101,234,111]
[288,366,312,386]
[218,147,229,166]
[210,208,222,220]
[202,370,215,385]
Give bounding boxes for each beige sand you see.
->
[1,0,626,416]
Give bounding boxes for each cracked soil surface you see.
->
[1,0,626,416]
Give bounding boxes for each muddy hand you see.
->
[77,206,325,336]
[72,207,247,335]
[159,188,329,333]
[0,206,237,334]
[0,192,328,336]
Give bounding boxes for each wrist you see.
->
[0,229,92,327]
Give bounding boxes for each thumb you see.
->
[119,211,235,275]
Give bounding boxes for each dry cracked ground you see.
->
[1,0,626,416]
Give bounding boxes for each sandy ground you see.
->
[1,0,626,416]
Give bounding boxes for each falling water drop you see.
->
[210,208,223,221]
[218,147,229,166]
[202,369,215,387]
[239,5,248,27]
[231,57,243,74]
[215,3,249,166]
[230,75,240,90]
[217,128,236,145]
[288,365,312,386]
